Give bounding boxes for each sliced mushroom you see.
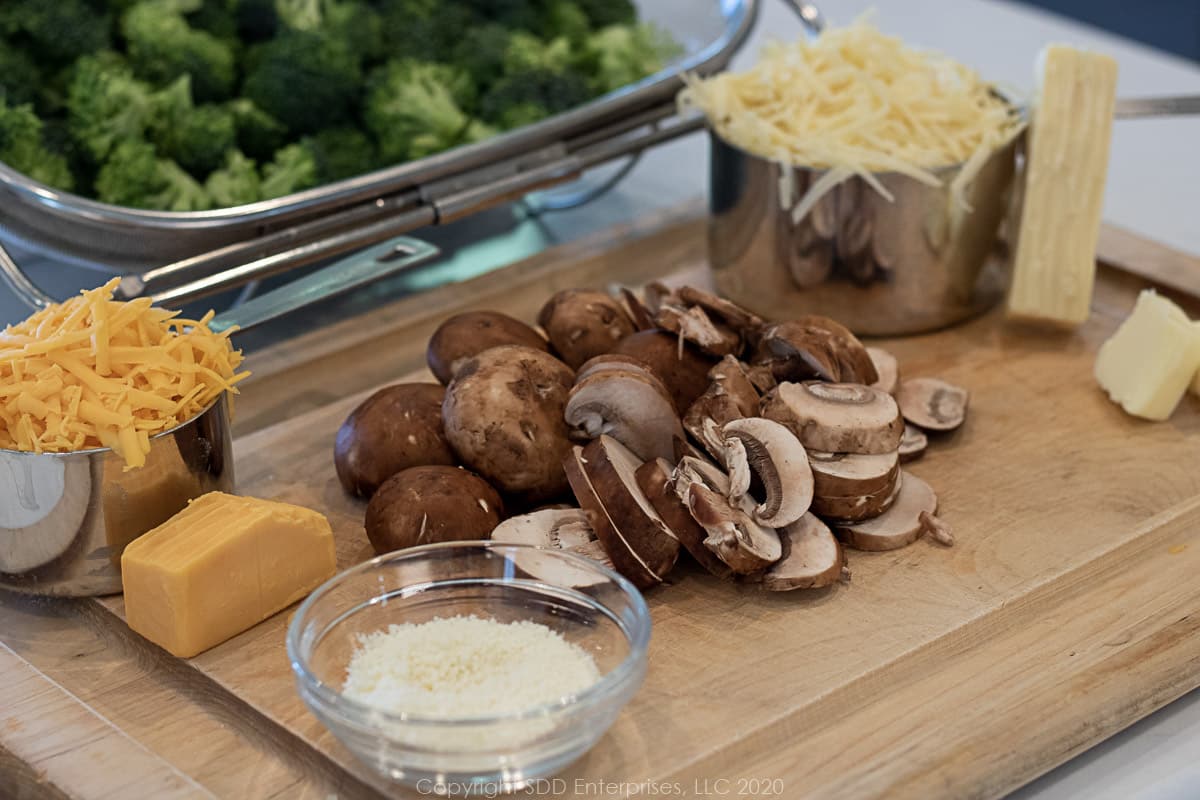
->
[708,356,761,416]
[618,287,656,331]
[676,286,764,338]
[565,369,683,462]
[686,482,782,574]
[763,514,844,591]
[574,353,660,385]
[683,391,744,465]
[752,317,877,384]
[636,458,732,579]
[537,289,636,369]
[896,378,969,432]
[744,363,779,394]
[642,281,679,314]
[834,473,949,551]
[807,450,899,498]
[899,424,928,463]
[673,435,709,464]
[721,418,813,528]
[761,381,904,455]
[490,507,612,587]
[672,454,732,497]
[655,304,742,357]
[612,329,718,414]
[810,475,900,522]
[867,347,900,396]
[563,438,680,589]
[426,311,549,384]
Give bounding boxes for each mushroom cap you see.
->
[899,424,928,462]
[761,381,903,455]
[866,347,900,396]
[426,311,549,384]
[655,304,742,357]
[708,356,761,416]
[364,466,504,555]
[537,289,636,369]
[896,377,970,431]
[334,383,455,498]
[763,514,844,591]
[676,286,765,337]
[565,368,683,463]
[441,345,575,500]
[611,329,718,414]
[753,318,878,384]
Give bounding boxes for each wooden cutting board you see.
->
[77,214,1200,799]
[6,208,1200,800]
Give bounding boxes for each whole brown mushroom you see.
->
[442,345,576,502]
[426,311,549,384]
[365,466,504,555]
[610,329,718,415]
[334,383,456,498]
[537,289,636,369]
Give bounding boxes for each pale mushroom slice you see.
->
[683,391,745,466]
[721,417,813,528]
[672,454,732,497]
[752,317,877,385]
[636,458,733,579]
[655,304,742,357]
[811,473,901,523]
[834,473,952,551]
[867,347,900,396]
[490,508,612,588]
[707,356,761,415]
[563,438,680,590]
[899,424,928,463]
[896,377,969,431]
[761,381,904,455]
[565,369,684,463]
[763,514,845,591]
[807,450,898,498]
[686,482,783,574]
[676,286,765,338]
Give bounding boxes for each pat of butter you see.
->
[1095,291,1200,421]
[121,492,336,658]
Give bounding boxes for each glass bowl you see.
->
[286,541,651,793]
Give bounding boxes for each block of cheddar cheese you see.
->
[1095,290,1200,421]
[121,492,337,658]
[1007,45,1118,326]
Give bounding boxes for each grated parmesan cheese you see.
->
[342,615,601,723]
[678,16,1026,219]
[0,278,248,468]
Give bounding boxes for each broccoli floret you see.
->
[0,42,41,108]
[365,60,479,163]
[503,32,573,74]
[0,0,112,65]
[0,101,75,191]
[242,30,361,134]
[378,0,478,63]
[582,24,681,94]
[232,0,280,42]
[186,1,239,42]
[148,77,238,176]
[536,0,589,42]
[572,0,636,29]
[479,69,591,130]
[461,0,541,31]
[453,24,512,94]
[259,142,318,198]
[121,0,237,102]
[94,139,211,210]
[274,0,384,64]
[304,127,378,182]
[226,97,287,162]
[205,149,261,206]
[66,55,156,162]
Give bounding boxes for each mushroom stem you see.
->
[919,511,955,546]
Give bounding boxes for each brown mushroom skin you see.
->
[537,290,636,369]
[426,311,549,384]
[441,345,575,502]
[365,466,504,555]
[334,384,457,499]
[611,329,718,415]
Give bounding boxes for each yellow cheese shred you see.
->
[0,279,248,469]
[678,16,1026,218]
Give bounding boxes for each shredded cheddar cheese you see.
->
[0,279,248,469]
[678,17,1026,218]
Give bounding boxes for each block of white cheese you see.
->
[1095,291,1200,421]
[1007,45,1119,326]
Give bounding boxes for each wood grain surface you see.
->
[3,215,1200,799]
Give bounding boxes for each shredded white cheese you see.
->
[678,16,1026,218]
[343,615,601,721]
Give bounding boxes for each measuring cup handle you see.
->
[208,236,440,334]
[779,1,826,36]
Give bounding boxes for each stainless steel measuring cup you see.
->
[0,237,439,596]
